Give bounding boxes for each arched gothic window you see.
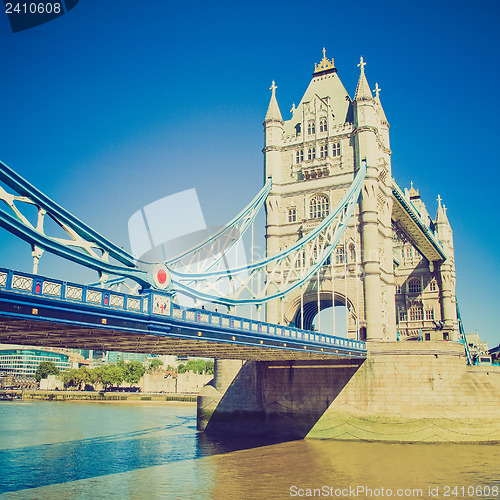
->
[309,195,329,219]
[307,120,315,135]
[349,243,356,262]
[319,117,327,133]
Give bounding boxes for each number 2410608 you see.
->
[5,3,62,14]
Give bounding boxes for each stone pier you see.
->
[197,342,500,443]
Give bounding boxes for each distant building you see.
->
[107,351,151,364]
[0,347,70,377]
[465,332,488,357]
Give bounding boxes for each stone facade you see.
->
[263,51,457,342]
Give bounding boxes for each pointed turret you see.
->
[264,80,283,124]
[373,83,388,124]
[435,195,450,225]
[435,194,453,249]
[354,57,373,101]
[263,81,284,183]
[434,195,457,340]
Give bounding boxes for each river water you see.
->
[0,401,499,499]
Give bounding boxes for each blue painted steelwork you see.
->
[392,180,446,260]
[167,178,272,272]
[0,160,151,286]
[456,302,473,365]
[170,161,368,305]
[0,267,367,358]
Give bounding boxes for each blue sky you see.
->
[0,0,499,346]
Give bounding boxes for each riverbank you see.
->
[2,390,197,404]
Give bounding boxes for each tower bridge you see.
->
[1,51,495,443]
[0,51,459,358]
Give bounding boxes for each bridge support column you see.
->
[197,359,243,431]
[439,262,457,339]
[360,165,384,342]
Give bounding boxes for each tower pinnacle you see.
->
[264,80,283,123]
[354,56,372,101]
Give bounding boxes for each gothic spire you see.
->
[354,56,373,101]
[435,195,449,224]
[264,80,283,123]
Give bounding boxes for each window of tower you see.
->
[288,208,297,223]
[335,246,345,264]
[319,117,327,133]
[332,142,341,157]
[295,150,304,164]
[349,243,356,262]
[320,145,328,158]
[308,148,316,160]
[408,278,422,294]
[409,304,424,321]
[309,195,329,219]
[307,120,315,135]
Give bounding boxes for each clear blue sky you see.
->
[0,0,498,346]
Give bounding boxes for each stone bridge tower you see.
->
[263,51,457,342]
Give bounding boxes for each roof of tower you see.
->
[354,56,373,101]
[264,80,283,123]
[283,49,352,136]
[435,195,450,225]
[373,82,389,125]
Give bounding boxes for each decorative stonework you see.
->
[314,48,336,74]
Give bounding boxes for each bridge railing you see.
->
[0,267,366,353]
[166,302,366,351]
[0,267,149,314]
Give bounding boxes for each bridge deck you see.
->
[392,180,446,262]
[0,268,366,361]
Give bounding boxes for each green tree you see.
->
[62,368,81,389]
[122,360,146,385]
[63,366,94,390]
[148,359,164,371]
[94,364,124,390]
[35,361,60,382]
[180,359,214,375]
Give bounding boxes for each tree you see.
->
[94,364,124,390]
[63,366,93,390]
[179,359,214,375]
[35,361,60,382]
[148,359,164,371]
[122,360,146,385]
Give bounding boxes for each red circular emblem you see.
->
[157,269,167,285]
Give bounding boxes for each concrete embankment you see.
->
[10,390,197,403]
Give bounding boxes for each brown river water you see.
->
[0,401,498,499]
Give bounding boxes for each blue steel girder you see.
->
[169,162,367,306]
[392,180,446,262]
[0,267,367,361]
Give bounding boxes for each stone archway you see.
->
[290,292,356,334]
